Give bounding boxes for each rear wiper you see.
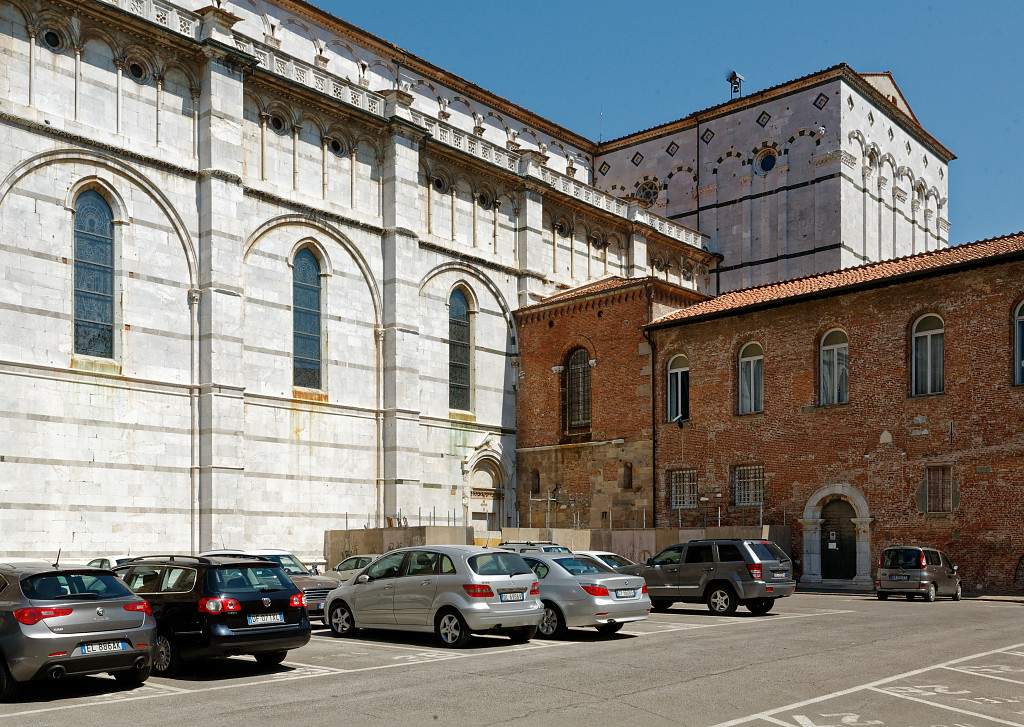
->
[258,586,282,593]
[53,593,100,599]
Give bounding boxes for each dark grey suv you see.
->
[621,539,795,615]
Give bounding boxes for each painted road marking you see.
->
[867,686,1024,727]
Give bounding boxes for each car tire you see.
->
[952,582,962,601]
[650,599,674,612]
[537,601,567,639]
[706,584,738,616]
[113,663,151,687]
[876,592,889,600]
[925,583,937,603]
[152,633,181,676]
[0,658,17,702]
[746,598,774,616]
[596,623,623,636]
[328,601,357,638]
[254,650,288,668]
[435,609,472,649]
[507,626,537,644]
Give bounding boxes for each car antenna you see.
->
[53,546,62,569]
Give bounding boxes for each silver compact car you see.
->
[522,554,650,637]
[876,546,962,602]
[332,554,381,583]
[0,562,156,700]
[325,546,542,648]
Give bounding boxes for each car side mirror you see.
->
[310,565,320,575]
[646,558,655,567]
[356,573,370,584]
[952,565,959,572]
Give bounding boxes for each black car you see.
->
[114,555,311,675]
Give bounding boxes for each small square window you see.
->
[701,128,715,145]
[731,465,764,506]
[631,152,644,166]
[665,141,679,156]
[813,93,829,110]
[598,161,610,176]
[756,111,771,127]
[669,469,698,510]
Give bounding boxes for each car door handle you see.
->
[703,567,715,573]
[666,567,679,573]
[383,584,393,590]
[421,580,432,586]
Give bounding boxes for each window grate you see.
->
[732,465,764,506]
[926,466,952,513]
[669,469,698,509]
[564,348,592,430]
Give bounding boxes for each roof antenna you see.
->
[53,547,62,569]
[727,70,745,100]
[597,107,604,144]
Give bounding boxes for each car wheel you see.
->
[746,598,774,616]
[435,609,472,649]
[706,585,738,616]
[952,581,962,601]
[925,583,937,603]
[113,663,151,687]
[152,633,181,676]
[876,592,889,600]
[650,599,674,612]
[537,601,567,639]
[596,623,623,636]
[0,658,17,702]
[254,650,288,668]
[507,626,537,644]
[328,601,356,637]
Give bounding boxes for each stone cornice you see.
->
[417,238,545,282]
[241,186,385,236]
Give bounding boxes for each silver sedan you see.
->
[521,554,650,637]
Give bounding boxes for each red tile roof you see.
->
[533,276,635,305]
[649,232,1024,328]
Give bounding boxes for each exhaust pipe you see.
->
[47,665,66,681]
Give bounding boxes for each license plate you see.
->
[615,589,635,598]
[499,591,524,602]
[772,571,787,579]
[80,641,125,655]
[890,575,910,581]
[246,612,284,625]
[312,602,323,611]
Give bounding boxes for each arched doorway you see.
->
[800,483,873,587]
[820,499,856,580]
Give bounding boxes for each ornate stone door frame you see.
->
[800,484,873,586]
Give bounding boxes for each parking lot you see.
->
[2,593,1022,726]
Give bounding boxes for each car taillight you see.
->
[198,597,241,614]
[581,584,609,597]
[747,563,763,580]
[529,581,540,596]
[641,584,648,594]
[920,551,927,569]
[289,593,307,608]
[123,600,152,616]
[462,584,494,598]
[13,607,72,625]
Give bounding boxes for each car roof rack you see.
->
[121,555,214,565]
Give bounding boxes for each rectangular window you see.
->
[739,358,764,414]
[732,465,765,506]
[668,369,690,421]
[925,466,952,513]
[669,469,698,509]
[820,342,849,405]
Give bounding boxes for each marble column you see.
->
[799,517,823,583]
[851,517,874,586]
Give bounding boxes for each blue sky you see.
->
[319,0,1023,245]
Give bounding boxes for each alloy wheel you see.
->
[439,613,461,644]
[331,605,352,634]
[539,606,559,636]
[709,589,731,613]
[153,635,172,673]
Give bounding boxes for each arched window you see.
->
[667,354,690,422]
[820,329,849,405]
[73,190,115,358]
[912,314,944,396]
[293,249,322,389]
[563,347,592,432]
[1015,302,1024,386]
[448,289,471,410]
[738,342,764,414]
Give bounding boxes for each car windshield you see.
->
[747,542,791,563]
[22,572,134,601]
[553,556,613,576]
[883,548,922,569]
[543,546,571,553]
[208,565,294,593]
[262,554,309,575]
[468,553,533,576]
[598,554,635,568]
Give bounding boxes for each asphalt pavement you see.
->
[3,593,1023,726]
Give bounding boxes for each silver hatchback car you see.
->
[0,562,156,700]
[325,546,543,648]
[522,553,650,637]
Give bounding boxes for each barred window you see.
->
[732,465,764,506]
[448,289,471,410]
[669,469,698,509]
[293,249,322,389]
[73,191,115,358]
[564,347,592,431]
[926,466,952,513]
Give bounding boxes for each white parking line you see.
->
[943,665,1024,686]
[868,686,1024,727]
[708,641,1024,727]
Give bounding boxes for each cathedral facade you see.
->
[0,0,950,561]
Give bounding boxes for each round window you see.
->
[128,62,146,82]
[431,176,449,194]
[42,30,62,51]
[756,150,777,175]
[329,139,344,156]
[269,115,286,134]
[477,192,493,211]
[635,180,659,207]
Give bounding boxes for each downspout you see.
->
[375,326,384,528]
[188,287,200,555]
[644,285,658,528]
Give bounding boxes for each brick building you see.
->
[517,233,1024,591]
